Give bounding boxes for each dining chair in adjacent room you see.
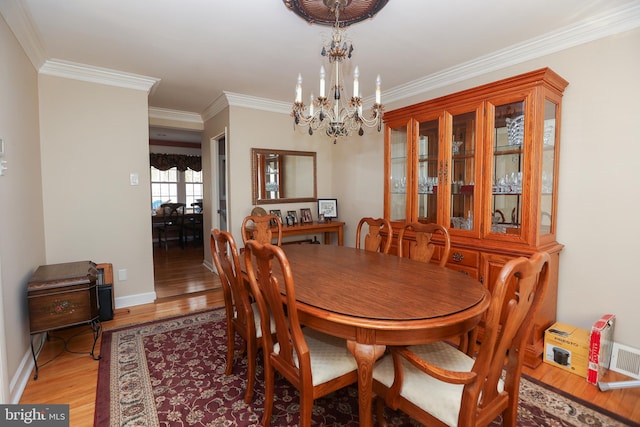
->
[156,202,186,250]
[241,214,283,246]
[183,202,203,245]
[372,251,551,427]
[355,217,393,254]
[244,241,359,427]
[210,229,275,403]
[397,222,451,267]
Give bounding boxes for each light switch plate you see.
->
[129,173,139,185]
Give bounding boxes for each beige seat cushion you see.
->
[373,341,504,427]
[273,327,357,386]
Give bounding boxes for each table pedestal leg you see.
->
[347,340,385,427]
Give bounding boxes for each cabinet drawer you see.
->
[446,264,479,280]
[446,248,479,268]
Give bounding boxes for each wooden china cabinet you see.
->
[383,68,568,367]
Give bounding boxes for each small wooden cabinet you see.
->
[383,68,568,367]
[27,261,101,378]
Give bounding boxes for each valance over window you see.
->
[150,153,202,172]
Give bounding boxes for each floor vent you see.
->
[610,342,640,379]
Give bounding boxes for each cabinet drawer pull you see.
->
[452,252,464,262]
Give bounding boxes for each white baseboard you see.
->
[10,335,43,404]
[114,291,157,309]
[202,259,214,272]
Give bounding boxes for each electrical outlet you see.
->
[118,269,127,281]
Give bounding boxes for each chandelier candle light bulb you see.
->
[353,66,359,98]
[295,74,303,103]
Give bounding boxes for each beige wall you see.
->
[0,15,46,402]
[38,75,155,305]
[204,106,334,250]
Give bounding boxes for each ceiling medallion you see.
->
[283,0,389,27]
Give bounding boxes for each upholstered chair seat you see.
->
[374,341,505,427]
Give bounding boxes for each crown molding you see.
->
[39,59,160,93]
[384,3,640,104]
[148,107,203,125]
[0,0,47,69]
[201,91,291,121]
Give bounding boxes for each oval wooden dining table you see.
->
[272,244,491,427]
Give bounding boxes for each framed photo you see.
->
[269,209,282,226]
[286,210,298,226]
[300,208,313,224]
[317,198,338,219]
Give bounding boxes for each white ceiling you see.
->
[3,0,640,141]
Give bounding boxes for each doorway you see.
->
[150,128,220,300]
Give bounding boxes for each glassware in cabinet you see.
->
[449,107,480,232]
[489,100,525,237]
[416,118,439,223]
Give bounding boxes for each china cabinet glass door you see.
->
[388,122,408,222]
[488,99,526,239]
[416,116,440,224]
[539,98,559,238]
[448,106,480,232]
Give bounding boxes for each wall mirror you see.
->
[252,148,317,205]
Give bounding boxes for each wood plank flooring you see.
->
[18,244,640,425]
[153,239,221,299]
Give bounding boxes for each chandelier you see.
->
[290,0,384,144]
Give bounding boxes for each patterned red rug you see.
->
[94,308,636,426]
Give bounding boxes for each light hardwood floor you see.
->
[19,244,640,425]
[153,239,221,299]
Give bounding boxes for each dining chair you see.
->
[372,251,551,427]
[243,240,359,427]
[183,203,203,245]
[155,202,186,250]
[355,217,392,254]
[241,214,283,246]
[397,222,451,267]
[210,228,274,403]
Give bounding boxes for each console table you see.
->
[27,261,101,379]
[282,221,345,245]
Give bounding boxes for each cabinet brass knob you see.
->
[452,252,464,262]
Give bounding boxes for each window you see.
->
[151,167,178,209]
[185,168,203,208]
[150,166,203,210]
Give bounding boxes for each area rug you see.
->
[95,308,637,427]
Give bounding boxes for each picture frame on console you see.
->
[318,198,338,221]
[300,208,313,224]
[269,209,282,227]
[286,210,298,226]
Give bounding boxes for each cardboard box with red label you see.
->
[587,314,615,385]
